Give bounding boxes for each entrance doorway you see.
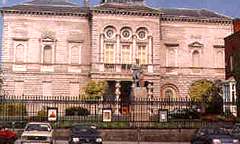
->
[120,81,132,115]
[104,81,132,115]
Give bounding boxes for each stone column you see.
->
[148,36,153,73]
[115,81,121,115]
[148,36,153,64]
[100,34,104,63]
[132,35,137,64]
[116,34,120,64]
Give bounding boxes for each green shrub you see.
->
[0,103,27,116]
[65,107,90,116]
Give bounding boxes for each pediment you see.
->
[41,31,56,42]
[188,41,204,48]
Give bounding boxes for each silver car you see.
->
[21,122,54,144]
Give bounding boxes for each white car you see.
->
[21,122,54,144]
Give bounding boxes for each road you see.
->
[15,139,190,144]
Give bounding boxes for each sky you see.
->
[1,0,240,18]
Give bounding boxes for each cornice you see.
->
[1,9,89,17]
[91,9,160,17]
[161,15,232,24]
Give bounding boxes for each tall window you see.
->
[15,44,25,63]
[70,83,80,96]
[167,49,175,67]
[43,45,52,64]
[230,56,233,72]
[121,45,131,64]
[14,81,24,96]
[104,44,114,63]
[43,82,52,96]
[217,51,224,68]
[71,46,80,64]
[138,45,147,64]
[192,50,200,67]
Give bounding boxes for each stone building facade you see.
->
[1,0,233,100]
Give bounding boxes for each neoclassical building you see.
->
[0,0,233,101]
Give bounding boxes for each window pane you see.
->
[122,45,131,64]
[43,46,52,63]
[138,45,146,64]
[15,44,24,63]
[43,82,52,96]
[70,83,79,96]
[168,49,175,67]
[217,51,223,68]
[71,46,79,64]
[104,44,114,63]
[192,51,200,67]
[14,81,24,96]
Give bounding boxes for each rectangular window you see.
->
[71,46,80,64]
[137,45,147,64]
[70,83,80,96]
[167,48,176,67]
[230,56,233,72]
[43,82,52,96]
[43,46,52,64]
[121,45,131,64]
[14,81,24,96]
[15,44,25,63]
[104,44,114,63]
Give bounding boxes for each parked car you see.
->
[69,124,102,144]
[191,126,239,144]
[230,123,240,140]
[0,126,17,144]
[168,108,200,119]
[20,122,54,144]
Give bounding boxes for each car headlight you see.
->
[233,139,239,144]
[96,138,102,143]
[21,136,27,141]
[72,137,79,142]
[212,139,221,144]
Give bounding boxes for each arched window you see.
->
[165,89,173,99]
[15,44,25,63]
[161,84,179,99]
[192,50,200,67]
[71,46,80,64]
[43,45,52,64]
[217,51,224,68]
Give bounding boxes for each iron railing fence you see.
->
[0,95,235,129]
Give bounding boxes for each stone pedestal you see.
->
[131,86,149,123]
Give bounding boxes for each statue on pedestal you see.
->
[132,59,142,87]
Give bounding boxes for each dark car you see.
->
[230,123,240,140]
[69,124,102,144]
[168,108,200,119]
[191,126,239,144]
[0,127,17,144]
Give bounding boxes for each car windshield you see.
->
[72,125,97,134]
[200,127,228,135]
[25,124,51,132]
[232,125,240,133]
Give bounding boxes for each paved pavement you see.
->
[15,139,190,144]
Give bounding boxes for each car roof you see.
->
[27,122,51,125]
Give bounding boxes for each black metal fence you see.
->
[0,95,236,129]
